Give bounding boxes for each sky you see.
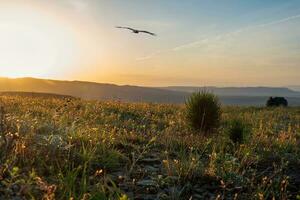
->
[0,0,300,87]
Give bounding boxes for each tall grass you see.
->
[0,95,299,199]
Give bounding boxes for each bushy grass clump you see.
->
[226,118,251,144]
[185,91,221,134]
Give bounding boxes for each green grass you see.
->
[0,95,300,199]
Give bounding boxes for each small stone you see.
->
[193,187,204,193]
[193,194,203,200]
[144,165,159,173]
[164,186,180,195]
[139,158,161,165]
[134,194,158,200]
[137,179,157,187]
[11,197,23,200]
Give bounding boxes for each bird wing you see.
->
[116,26,136,31]
[138,30,156,36]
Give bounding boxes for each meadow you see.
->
[0,94,300,200]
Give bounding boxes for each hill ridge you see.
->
[1,77,300,105]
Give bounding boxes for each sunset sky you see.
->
[0,0,300,86]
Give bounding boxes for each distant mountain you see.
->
[0,77,187,103]
[1,77,300,106]
[0,91,75,99]
[288,86,300,92]
[163,86,300,97]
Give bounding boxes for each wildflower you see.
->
[81,193,91,200]
[220,180,226,188]
[258,193,264,200]
[234,193,238,200]
[95,169,103,176]
[262,176,268,184]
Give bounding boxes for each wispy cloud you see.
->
[136,50,164,61]
[173,13,300,52]
[172,39,209,51]
[137,13,300,61]
[257,14,300,27]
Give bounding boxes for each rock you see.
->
[193,187,204,193]
[137,179,157,187]
[144,165,160,173]
[139,158,161,165]
[124,192,134,199]
[11,196,23,200]
[193,193,203,200]
[134,194,158,200]
[165,186,179,193]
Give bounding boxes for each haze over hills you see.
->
[1,77,300,106]
[163,86,300,97]
[288,86,300,92]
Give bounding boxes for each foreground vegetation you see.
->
[0,94,300,199]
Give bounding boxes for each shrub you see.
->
[185,91,221,133]
[266,97,288,107]
[226,119,250,144]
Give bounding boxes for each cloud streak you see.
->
[137,13,300,61]
[136,50,164,61]
[257,14,300,28]
[174,13,300,52]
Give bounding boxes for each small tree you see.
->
[186,91,221,134]
[266,97,288,107]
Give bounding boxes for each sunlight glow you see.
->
[0,4,79,78]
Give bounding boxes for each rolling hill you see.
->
[1,77,300,106]
[0,77,187,103]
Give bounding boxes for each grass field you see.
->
[0,94,300,200]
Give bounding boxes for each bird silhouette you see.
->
[116,26,156,36]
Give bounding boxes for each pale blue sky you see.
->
[0,0,300,86]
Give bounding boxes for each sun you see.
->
[0,3,79,78]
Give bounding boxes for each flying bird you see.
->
[116,26,156,36]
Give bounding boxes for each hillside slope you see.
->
[1,77,300,105]
[0,77,187,103]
